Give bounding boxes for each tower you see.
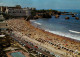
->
[1,6,2,12]
[5,7,8,14]
[0,6,3,15]
[0,7,5,21]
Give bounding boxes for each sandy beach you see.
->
[6,18,80,57]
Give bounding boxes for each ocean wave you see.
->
[30,20,36,22]
[45,29,80,40]
[69,30,80,34]
[34,22,42,25]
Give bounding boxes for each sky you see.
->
[0,0,80,9]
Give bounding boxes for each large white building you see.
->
[5,8,31,17]
[0,5,31,17]
[5,7,31,17]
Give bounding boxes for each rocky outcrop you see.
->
[55,15,59,18]
[41,13,52,18]
[75,17,79,20]
[65,17,69,19]
[72,15,76,17]
[33,16,39,19]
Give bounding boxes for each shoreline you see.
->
[28,21,80,43]
[6,18,80,54]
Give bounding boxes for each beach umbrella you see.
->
[65,44,68,46]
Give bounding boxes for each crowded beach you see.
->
[6,18,80,57]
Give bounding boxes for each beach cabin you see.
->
[0,15,8,32]
[0,15,5,21]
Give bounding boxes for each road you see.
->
[10,33,55,57]
[9,31,70,57]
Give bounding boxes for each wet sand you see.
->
[6,18,80,57]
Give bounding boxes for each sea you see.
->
[30,9,80,41]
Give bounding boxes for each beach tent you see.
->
[78,51,80,55]
[0,35,5,37]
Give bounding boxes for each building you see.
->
[29,7,36,10]
[0,5,31,18]
[5,8,31,17]
[0,21,8,32]
[0,15,5,21]
[0,5,21,13]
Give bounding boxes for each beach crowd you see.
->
[6,18,80,57]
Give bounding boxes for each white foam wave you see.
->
[30,20,36,22]
[34,22,42,25]
[69,30,80,34]
[45,29,80,40]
